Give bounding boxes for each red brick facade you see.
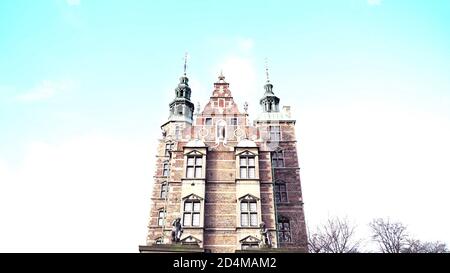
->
[143,74,307,253]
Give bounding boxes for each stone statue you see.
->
[171,217,183,243]
[260,222,272,247]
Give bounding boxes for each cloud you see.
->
[16,80,71,102]
[0,133,154,252]
[367,0,382,5]
[66,0,80,6]
[301,100,450,247]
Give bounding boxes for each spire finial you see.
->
[183,52,188,76]
[265,57,270,83]
[218,70,226,82]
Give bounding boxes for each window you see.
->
[186,155,202,178]
[205,118,212,126]
[160,182,168,199]
[269,126,281,141]
[241,242,259,250]
[157,210,165,227]
[278,218,292,243]
[155,237,163,244]
[175,126,181,140]
[230,117,238,126]
[162,162,169,177]
[240,199,258,227]
[165,143,174,157]
[240,154,256,179]
[271,149,284,168]
[275,182,288,203]
[183,200,201,226]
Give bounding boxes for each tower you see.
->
[139,59,308,253]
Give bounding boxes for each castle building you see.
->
[139,63,308,253]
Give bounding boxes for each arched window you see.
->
[160,182,168,199]
[278,217,292,243]
[275,181,288,203]
[240,198,258,227]
[183,199,201,226]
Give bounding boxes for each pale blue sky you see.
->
[1,0,450,252]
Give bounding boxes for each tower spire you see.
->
[260,59,280,113]
[183,52,188,76]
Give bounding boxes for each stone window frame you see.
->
[239,152,256,179]
[164,142,174,157]
[271,148,285,168]
[278,216,292,243]
[235,150,260,181]
[238,194,261,228]
[183,150,206,180]
[157,209,166,227]
[160,181,168,199]
[162,161,169,177]
[183,199,201,227]
[275,180,288,203]
[181,194,204,228]
[268,125,282,141]
[185,154,203,179]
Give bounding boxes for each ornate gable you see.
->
[181,235,202,245]
[238,194,260,201]
[182,193,204,201]
[239,235,261,244]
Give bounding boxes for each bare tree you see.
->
[369,218,409,253]
[308,217,361,253]
[403,239,448,253]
